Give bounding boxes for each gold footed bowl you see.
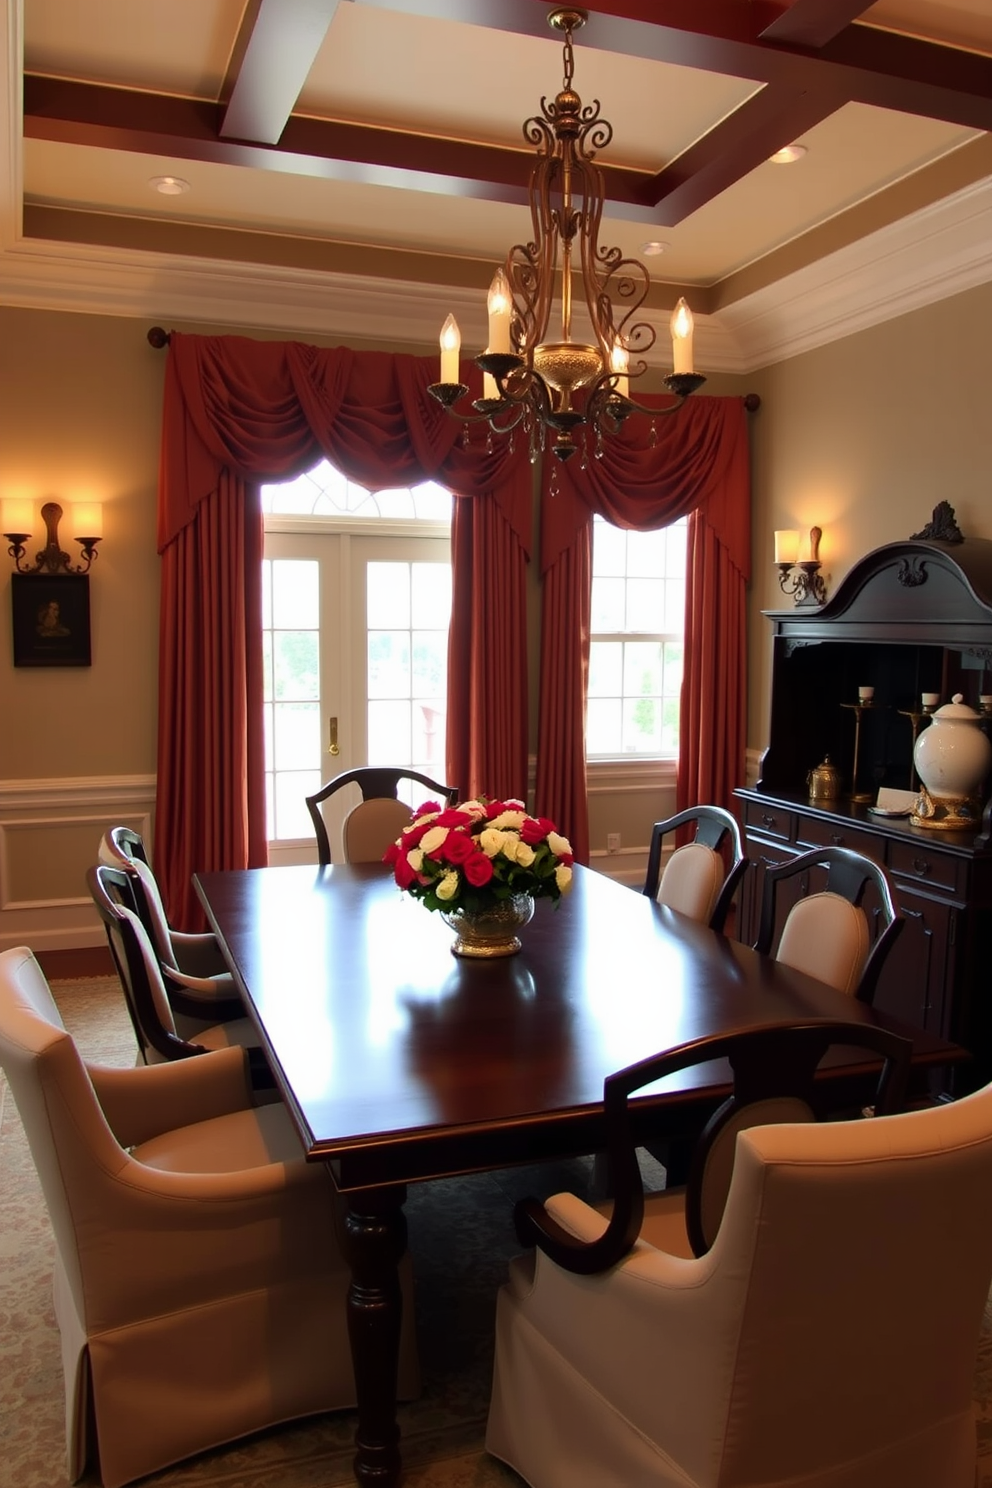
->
[440,893,535,958]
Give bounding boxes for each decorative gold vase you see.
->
[440,893,535,958]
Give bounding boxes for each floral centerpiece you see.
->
[384,797,574,957]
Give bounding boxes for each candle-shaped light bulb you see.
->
[72,502,103,538]
[487,268,512,355]
[774,529,800,565]
[482,355,498,402]
[1,497,34,534]
[439,315,461,385]
[670,297,694,374]
[609,337,629,397]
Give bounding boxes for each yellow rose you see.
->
[490,810,527,831]
[419,825,448,854]
[513,841,536,868]
[548,831,572,858]
[407,847,424,871]
[555,863,573,893]
[435,872,459,901]
[478,827,506,857]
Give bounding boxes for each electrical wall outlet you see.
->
[606,832,621,854]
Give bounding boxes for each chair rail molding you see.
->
[0,774,155,950]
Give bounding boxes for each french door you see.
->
[263,524,451,863]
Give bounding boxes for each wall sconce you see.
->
[2,500,103,574]
[775,524,827,607]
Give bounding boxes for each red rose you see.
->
[521,815,556,845]
[463,851,494,887]
[383,841,402,865]
[394,855,418,889]
[441,832,475,865]
[401,818,435,848]
[433,808,473,829]
[414,800,443,819]
[485,799,509,819]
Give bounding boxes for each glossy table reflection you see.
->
[195,862,961,1486]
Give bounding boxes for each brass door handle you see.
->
[328,717,340,756]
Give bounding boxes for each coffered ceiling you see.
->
[4,0,992,370]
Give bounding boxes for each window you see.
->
[261,462,452,848]
[587,515,687,760]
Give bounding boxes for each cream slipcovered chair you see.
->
[486,1021,992,1488]
[88,863,264,1073]
[97,825,243,1027]
[306,766,458,866]
[754,844,903,1001]
[642,805,748,932]
[0,945,419,1488]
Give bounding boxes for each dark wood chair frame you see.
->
[305,766,459,867]
[87,864,270,1084]
[642,805,748,933]
[753,844,905,1005]
[515,1019,913,1275]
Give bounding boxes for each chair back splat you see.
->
[753,844,904,1003]
[642,804,748,932]
[306,767,458,866]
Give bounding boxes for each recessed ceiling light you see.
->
[640,240,670,256]
[769,144,807,165]
[150,175,191,195]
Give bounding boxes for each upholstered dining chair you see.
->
[642,804,748,932]
[753,844,904,1002]
[306,766,459,866]
[487,1020,992,1488]
[0,944,419,1488]
[97,825,243,1024]
[88,864,264,1074]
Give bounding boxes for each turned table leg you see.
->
[342,1185,408,1486]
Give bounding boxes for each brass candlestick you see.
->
[897,709,927,790]
[840,701,875,802]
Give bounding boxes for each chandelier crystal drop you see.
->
[428,7,705,463]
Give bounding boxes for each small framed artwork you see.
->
[11,573,92,667]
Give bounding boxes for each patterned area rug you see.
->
[4,976,992,1487]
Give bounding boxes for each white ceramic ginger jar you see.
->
[914,694,992,801]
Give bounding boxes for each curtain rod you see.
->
[146,328,761,410]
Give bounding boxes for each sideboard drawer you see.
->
[743,802,795,842]
[886,840,963,896]
[797,816,877,857]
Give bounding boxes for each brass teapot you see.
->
[807,755,842,802]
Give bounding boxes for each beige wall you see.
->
[745,280,992,759]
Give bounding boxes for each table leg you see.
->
[342,1186,408,1487]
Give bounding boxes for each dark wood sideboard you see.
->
[736,536,992,1091]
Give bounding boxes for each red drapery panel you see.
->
[535,525,592,860]
[536,396,751,862]
[156,333,530,926]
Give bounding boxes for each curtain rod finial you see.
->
[148,326,170,349]
[743,393,761,412]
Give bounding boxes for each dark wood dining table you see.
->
[194,860,964,1487]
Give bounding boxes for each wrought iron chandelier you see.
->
[428,7,705,464]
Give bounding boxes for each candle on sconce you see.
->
[1,497,34,534]
[71,503,103,539]
[858,686,874,702]
[482,360,498,401]
[609,338,629,398]
[774,529,799,565]
[922,692,940,709]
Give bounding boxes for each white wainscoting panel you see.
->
[0,776,155,951]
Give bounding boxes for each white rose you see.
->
[547,831,572,858]
[411,809,439,827]
[407,848,424,872]
[504,798,526,811]
[555,863,573,893]
[478,827,506,857]
[490,810,527,831]
[435,872,459,901]
[419,825,448,854]
[459,800,487,819]
[514,841,536,868]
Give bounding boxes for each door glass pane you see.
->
[368,561,450,776]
